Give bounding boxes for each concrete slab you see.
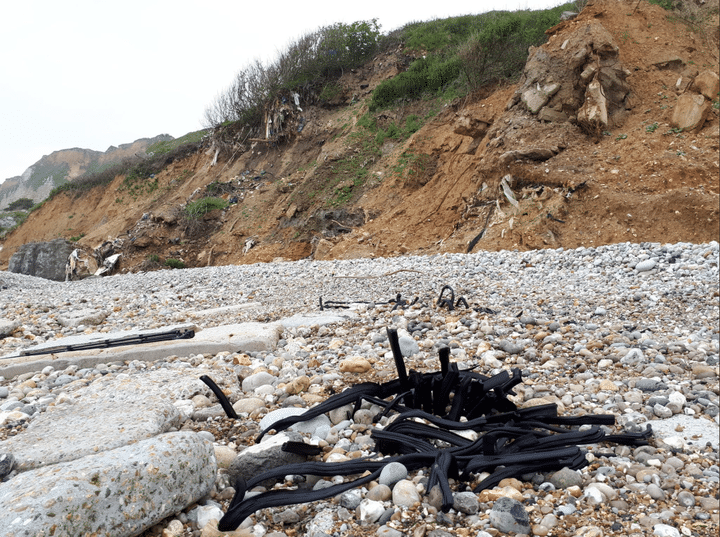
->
[0,398,181,472]
[278,311,357,328]
[0,432,215,537]
[189,302,261,317]
[0,367,240,472]
[0,322,281,379]
[0,310,352,379]
[647,414,719,450]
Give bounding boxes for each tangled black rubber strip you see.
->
[319,294,418,312]
[436,285,470,311]
[212,327,653,531]
[200,375,238,419]
[19,328,195,357]
[436,285,496,314]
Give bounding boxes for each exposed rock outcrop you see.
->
[508,19,632,133]
[8,239,75,281]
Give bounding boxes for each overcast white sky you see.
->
[0,0,566,183]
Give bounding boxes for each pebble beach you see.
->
[0,241,718,537]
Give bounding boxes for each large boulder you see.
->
[671,92,711,132]
[691,70,720,101]
[8,239,75,281]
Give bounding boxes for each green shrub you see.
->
[314,20,381,78]
[356,113,378,131]
[401,15,486,53]
[648,0,678,9]
[373,114,424,145]
[370,55,462,109]
[4,198,34,211]
[164,258,186,269]
[370,4,573,108]
[119,162,160,199]
[184,197,228,219]
[204,20,381,130]
[146,130,208,156]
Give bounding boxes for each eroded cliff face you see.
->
[1,0,718,274]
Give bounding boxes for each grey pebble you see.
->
[272,509,300,524]
[367,484,391,502]
[377,525,404,537]
[677,490,696,507]
[377,508,395,526]
[398,336,419,357]
[557,504,577,516]
[379,462,407,487]
[550,467,583,489]
[427,530,454,537]
[498,340,524,355]
[0,453,15,479]
[647,483,665,500]
[636,378,667,392]
[635,259,657,272]
[339,490,362,510]
[490,496,530,534]
[453,491,479,515]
